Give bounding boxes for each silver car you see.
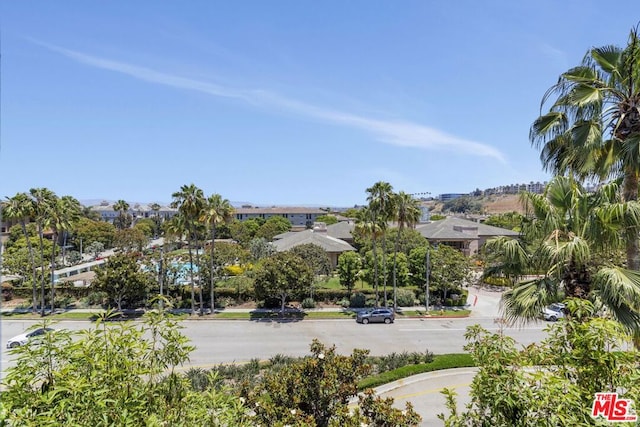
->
[542,303,566,321]
[6,327,55,348]
[356,308,395,324]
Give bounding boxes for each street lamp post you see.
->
[425,247,430,315]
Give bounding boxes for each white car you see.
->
[542,303,566,321]
[6,327,55,348]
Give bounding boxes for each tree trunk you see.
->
[382,235,388,307]
[50,232,58,313]
[392,230,401,311]
[623,170,640,270]
[187,234,196,315]
[194,233,204,315]
[210,226,216,313]
[21,221,39,314]
[372,236,379,306]
[37,225,46,316]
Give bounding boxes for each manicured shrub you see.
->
[395,289,416,307]
[349,292,366,308]
[1,283,14,301]
[84,291,108,307]
[301,297,316,309]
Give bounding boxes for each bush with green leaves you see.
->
[0,307,250,426]
[350,292,367,308]
[439,299,640,426]
[244,339,421,426]
[395,288,416,307]
[83,290,107,307]
[301,297,316,309]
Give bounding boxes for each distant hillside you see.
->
[480,194,524,214]
[425,194,524,215]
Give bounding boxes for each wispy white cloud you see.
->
[40,42,506,163]
[538,42,568,70]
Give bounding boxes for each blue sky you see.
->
[2,2,638,207]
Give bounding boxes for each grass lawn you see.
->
[316,276,373,290]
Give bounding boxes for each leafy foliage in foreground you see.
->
[1,308,430,427]
[243,339,422,427]
[439,300,640,426]
[0,309,250,426]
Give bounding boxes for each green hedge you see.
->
[358,353,475,390]
[482,276,511,287]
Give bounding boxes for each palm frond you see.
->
[593,267,640,309]
[501,278,561,325]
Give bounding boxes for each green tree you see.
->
[71,217,116,250]
[342,207,362,219]
[85,241,105,259]
[289,243,332,277]
[4,193,39,312]
[439,300,640,426]
[390,191,422,309]
[442,196,482,214]
[246,339,421,427]
[91,253,154,310]
[483,211,524,231]
[366,181,395,306]
[256,215,291,240]
[1,311,250,426]
[112,199,131,230]
[408,245,430,288]
[200,193,234,312]
[531,27,640,270]
[2,238,53,290]
[113,227,148,253]
[80,204,101,221]
[171,184,205,314]
[337,251,361,295]
[47,195,82,310]
[149,202,162,237]
[29,187,56,316]
[133,218,155,238]
[354,207,384,304]
[315,214,339,225]
[229,218,263,247]
[248,237,275,261]
[253,251,314,315]
[484,176,640,332]
[429,244,471,303]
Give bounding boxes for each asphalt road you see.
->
[0,288,551,426]
[1,316,547,365]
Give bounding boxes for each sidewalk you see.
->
[1,285,504,318]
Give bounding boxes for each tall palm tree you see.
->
[171,184,205,315]
[391,192,422,310]
[112,200,130,230]
[201,194,234,313]
[4,193,39,313]
[48,195,82,312]
[29,187,56,316]
[531,26,640,270]
[354,206,383,306]
[150,202,162,238]
[484,176,640,332]
[366,181,394,306]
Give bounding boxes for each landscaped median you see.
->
[0,307,471,321]
[358,353,475,390]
